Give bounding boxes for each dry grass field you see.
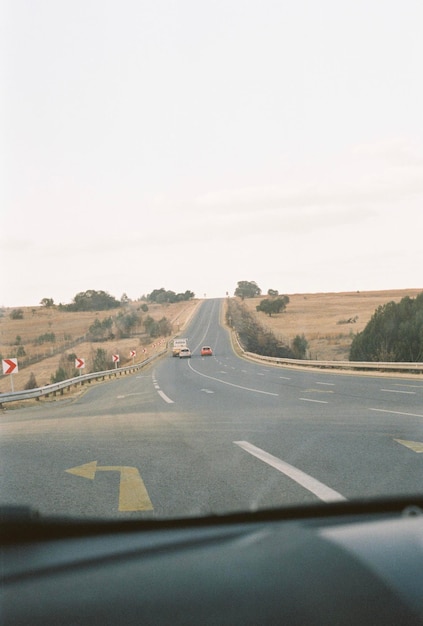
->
[2,289,422,394]
[0,300,200,393]
[239,288,423,361]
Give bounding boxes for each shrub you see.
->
[227,299,294,358]
[51,367,67,383]
[292,334,309,359]
[24,372,38,389]
[350,292,423,362]
[34,333,56,345]
[10,309,24,320]
[91,348,109,372]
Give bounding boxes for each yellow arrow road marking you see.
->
[394,439,423,453]
[66,461,98,479]
[66,461,153,511]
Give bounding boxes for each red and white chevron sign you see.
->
[130,350,136,358]
[112,354,120,363]
[75,358,85,369]
[2,358,18,375]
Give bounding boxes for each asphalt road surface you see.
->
[1,299,423,519]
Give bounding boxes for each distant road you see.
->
[1,298,423,519]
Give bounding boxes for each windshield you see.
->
[1,1,422,521]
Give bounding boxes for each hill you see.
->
[2,289,422,393]
[238,288,423,361]
[0,300,199,393]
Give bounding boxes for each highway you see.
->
[1,298,423,519]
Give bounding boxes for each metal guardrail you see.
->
[232,333,423,374]
[0,349,167,406]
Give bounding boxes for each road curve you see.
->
[1,298,422,519]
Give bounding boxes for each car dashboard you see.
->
[2,498,423,625]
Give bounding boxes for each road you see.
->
[1,298,423,519]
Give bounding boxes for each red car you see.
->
[200,346,213,356]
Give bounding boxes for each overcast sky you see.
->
[1,0,422,306]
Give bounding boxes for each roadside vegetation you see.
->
[227,299,308,359]
[145,288,195,304]
[0,288,197,392]
[349,292,423,362]
[233,283,423,362]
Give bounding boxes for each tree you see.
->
[292,334,309,359]
[256,296,289,316]
[234,281,261,299]
[143,315,172,338]
[40,298,54,307]
[349,292,423,362]
[65,290,121,312]
[88,317,114,341]
[157,317,172,336]
[51,352,77,382]
[115,312,140,338]
[10,308,24,320]
[24,372,38,389]
[267,289,279,297]
[91,348,109,372]
[147,288,195,303]
[148,288,168,303]
[51,367,67,383]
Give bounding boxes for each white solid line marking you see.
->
[370,408,423,418]
[316,382,335,386]
[279,376,291,380]
[234,441,346,503]
[117,392,147,399]
[188,361,279,396]
[382,387,417,394]
[299,398,329,404]
[157,390,174,404]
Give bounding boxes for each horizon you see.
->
[2,285,422,310]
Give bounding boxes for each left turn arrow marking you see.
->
[394,439,423,453]
[66,461,153,511]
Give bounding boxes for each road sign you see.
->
[75,358,85,369]
[130,350,136,358]
[112,354,120,363]
[2,358,18,375]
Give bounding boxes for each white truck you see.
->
[172,338,188,357]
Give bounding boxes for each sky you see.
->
[1,0,422,307]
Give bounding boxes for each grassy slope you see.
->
[0,300,199,393]
[2,289,422,392]
[238,288,423,361]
